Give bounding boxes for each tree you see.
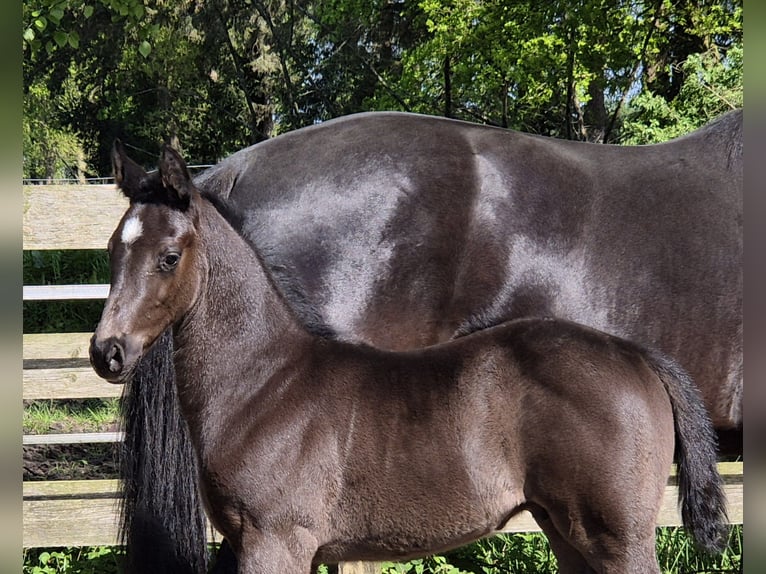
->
[23,78,91,181]
[619,0,743,143]
[365,0,742,142]
[23,0,743,178]
[24,0,276,174]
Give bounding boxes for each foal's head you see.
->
[90,142,205,383]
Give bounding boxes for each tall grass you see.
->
[23,527,743,573]
[655,525,743,573]
[379,527,743,573]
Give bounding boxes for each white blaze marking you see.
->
[121,216,143,245]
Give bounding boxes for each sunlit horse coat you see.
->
[118,110,742,573]
[93,143,728,574]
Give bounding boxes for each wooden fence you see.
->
[23,184,743,573]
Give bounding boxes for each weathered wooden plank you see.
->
[22,479,217,549]
[23,432,124,445]
[23,480,121,548]
[23,184,128,250]
[22,472,742,550]
[499,461,743,532]
[22,333,121,399]
[23,495,121,548]
[667,460,743,483]
[23,478,120,498]
[499,479,743,533]
[23,366,123,399]
[23,332,93,360]
[719,461,744,483]
[653,483,743,528]
[24,284,109,301]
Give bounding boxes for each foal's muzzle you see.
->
[89,334,133,384]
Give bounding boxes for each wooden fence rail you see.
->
[23,184,743,573]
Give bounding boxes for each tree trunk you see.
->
[584,74,607,143]
[444,54,452,118]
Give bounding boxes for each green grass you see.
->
[23,399,120,435]
[23,399,121,482]
[24,250,111,286]
[655,525,743,573]
[380,527,743,573]
[23,527,743,573]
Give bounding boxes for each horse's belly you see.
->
[313,523,495,565]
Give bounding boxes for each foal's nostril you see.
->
[90,336,132,383]
[107,342,125,373]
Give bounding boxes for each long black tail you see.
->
[119,328,210,573]
[648,350,729,554]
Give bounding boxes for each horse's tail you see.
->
[119,328,210,573]
[647,350,729,554]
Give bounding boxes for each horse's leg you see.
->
[538,504,660,574]
[589,533,660,574]
[236,529,317,574]
[209,538,238,573]
[527,505,593,574]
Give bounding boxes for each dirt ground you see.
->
[23,421,121,481]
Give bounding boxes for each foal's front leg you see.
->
[237,528,318,574]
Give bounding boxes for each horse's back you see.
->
[484,316,676,479]
[195,110,742,429]
[308,317,678,563]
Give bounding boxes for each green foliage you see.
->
[655,525,743,573]
[619,43,743,143]
[380,534,557,574]
[23,250,110,333]
[23,0,267,176]
[380,526,742,573]
[23,298,106,335]
[367,0,742,140]
[23,546,124,574]
[23,250,109,286]
[22,0,743,177]
[21,528,743,572]
[386,0,577,129]
[23,78,91,181]
[23,1,146,56]
[383,554,471,574]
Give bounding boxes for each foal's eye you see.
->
[160,252,181,271]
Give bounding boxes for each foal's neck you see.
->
[172,200,312,438]
[201,201,306,342]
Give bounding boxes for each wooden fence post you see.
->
[338,561,382,574]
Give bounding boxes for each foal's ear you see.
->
[158,144,195,204]
[112,140,147,199]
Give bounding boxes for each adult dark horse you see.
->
[118,110,742,572]
[92,144,728,574]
